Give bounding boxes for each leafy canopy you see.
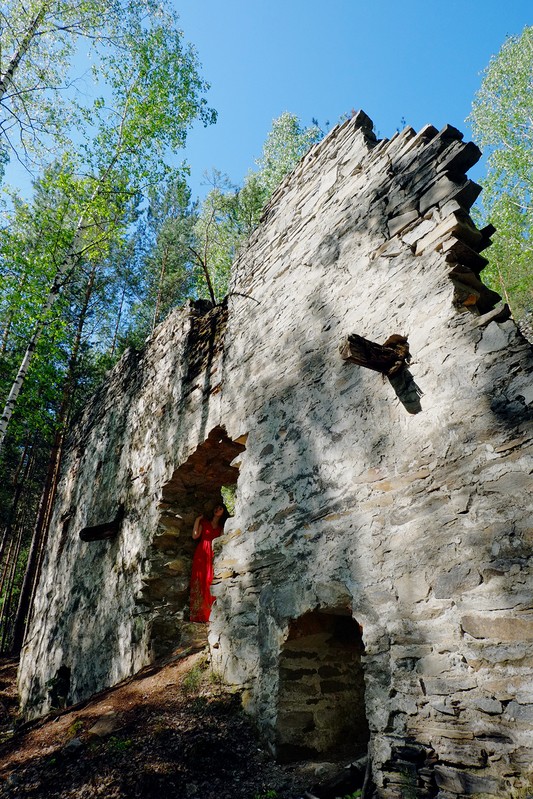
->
[470,25,533,323]
[0,1,210,170]
[255,111,323,196]
[0,1,216,452]
[186,113,324,302]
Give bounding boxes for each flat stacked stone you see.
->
[19,111,533,797]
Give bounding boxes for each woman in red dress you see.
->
[189,505,227,622]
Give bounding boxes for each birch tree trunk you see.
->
[0,4,49,101]
[0,237,80,452]
[11,260,97,653]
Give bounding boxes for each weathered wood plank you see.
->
[79,505,125,542]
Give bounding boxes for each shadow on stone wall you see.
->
[219,247,532,795]
[230,280,385,767]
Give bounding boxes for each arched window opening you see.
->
[139,426,246,658]
[275,610,369,763]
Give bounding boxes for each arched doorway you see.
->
[275,610,369,762]
[139,426,245,657]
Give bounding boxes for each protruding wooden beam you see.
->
[341,333,423,414]
[340,333,410,377]
[79,504,125,542]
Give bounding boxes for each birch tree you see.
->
[139,172,195,335]
[470,25,533,325]
[0,9,215,452]
[188,115,324,302]
[0,0,168,168]
[254,112,323,196]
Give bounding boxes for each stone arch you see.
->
[275,609,370,763]
[140,426,246,657]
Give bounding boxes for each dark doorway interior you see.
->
[276,610,370,763]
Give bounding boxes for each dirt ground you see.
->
[0,641,365,799]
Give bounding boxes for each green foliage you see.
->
[0,1,215,452]
[208,669,225,688]
[67,720,84,737]
[1,0,213,172]
[0,544,29,638]
[181,663,205,695]
[122,111,324,350]
[254,111,323,196]
[221,484,236,515]
[125,169,195,340]
[0,162,135,439]
[180,113,324,305]
[190,172,243,302]
[470,26,533,324]
[107,735,133,752]
[82,11,215,189]
[252,791,278,799]
[67,719,83,738]
[232,173,270,236]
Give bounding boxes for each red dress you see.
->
[190,518,222,622]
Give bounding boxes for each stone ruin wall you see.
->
[19,112,533,797]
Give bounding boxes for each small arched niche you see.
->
[275,610,369,763]
[140,426,246,657]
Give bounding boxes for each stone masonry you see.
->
[19,112,533,797]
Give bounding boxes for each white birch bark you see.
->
[0,224,83,452]
[0,89,128,453]
[0,4,49,101]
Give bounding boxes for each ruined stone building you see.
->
[18,112,533,797]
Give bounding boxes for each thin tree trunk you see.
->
[1,72,140,455]
[496,264,512,308]
[0,438,40,652]
[110,282,127,357]
[11,262,97,654]
[0,314,13,356]
[13,427,63,652]
[0,439,33,568]
[0,224,85,454]
[10,472,51,655]
[187,245,216,306]
[11,439,33,487]
[0,4,49,101]
[0,528,9,575]
[1,273,30,357]
[0,521,24,653]
[202,208,218,305]
[0,299,55,451]
[0,536,16,601]
[152,246,170,332]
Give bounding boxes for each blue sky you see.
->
[3,2,532,203]
[175,0,532,200]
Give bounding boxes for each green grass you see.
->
[106,736,133,752]
[181,664,205,695]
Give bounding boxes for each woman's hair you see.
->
[209,503,229,526]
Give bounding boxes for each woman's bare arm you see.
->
[192,516,203,539]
